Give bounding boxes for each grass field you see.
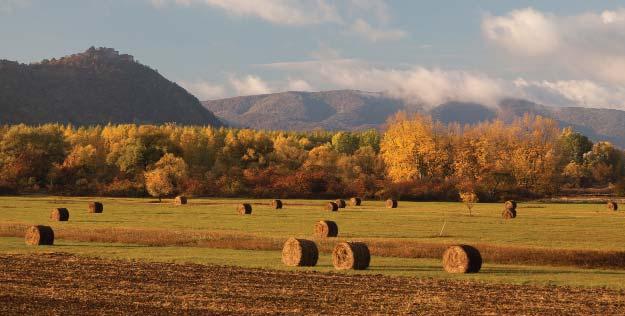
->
[2,237,625,289]
[2,195,625,289]
[1,196,624,249]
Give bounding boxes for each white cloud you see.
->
[260,54,625,110]
[483,7,625,85]
[154,0,341,25]
[349,19,406,42]
[262,59,505,107]
[515,79,625,109]
[177,80,226,100]
[287,79,313,91]
[153,0,407,42]
[230,75,272,96]
[482,8,559,56]
[180,59,625,109]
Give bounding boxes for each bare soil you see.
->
[1,253,625,315]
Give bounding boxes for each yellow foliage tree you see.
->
[381,112,451,182]
[145,169,173,202]
[144,153,188,201]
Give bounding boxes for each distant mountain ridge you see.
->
[203,90,406,130]
[0,47,221,126]
[203,90,625,147]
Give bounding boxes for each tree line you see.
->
[1,113,623,201]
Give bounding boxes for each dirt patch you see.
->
[1,253,624,315]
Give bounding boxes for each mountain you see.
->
[498,99,625,147]
[0,47,221,126]
[203,90,625,147]
[203,90,406,130]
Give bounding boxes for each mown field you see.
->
[1,196,625,283]
[2,196,625,249]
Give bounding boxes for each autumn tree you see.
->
[1,121,622,200]
[0,125,67,187]
[145,169,173,202]
[509,115,562,194]
[144,153,188,201]
[381,112,452,182]
[271,134,307,170]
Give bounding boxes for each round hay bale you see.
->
[25,225,54,246]
[88,202,103,214]
[502,208,517,219]
[504,200,517,210]
[281,237,319,267]
[442,245,482,273]
[335,199,347,208]
[50,208,69,221]
[174,196,187,205]
[326,202,339,212]
[386,199,398,208]
[607,201,618,211]
[271,199,283,209]
[349,197,362,206]
[332,241,370,270]
[238,203,252,215]
[314,220,338,238]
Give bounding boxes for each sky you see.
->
[2,0,625,109]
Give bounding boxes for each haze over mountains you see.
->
[203,90,625,147]
[0,47,221,126]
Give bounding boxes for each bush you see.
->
[614,180,625,196]
[101,179,146,197]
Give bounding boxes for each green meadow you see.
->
[1,196,623,250]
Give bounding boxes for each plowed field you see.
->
[2,253,624,315]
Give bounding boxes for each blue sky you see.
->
[2,1,625,109]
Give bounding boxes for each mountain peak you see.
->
[0,48,222,126]
[38,47,135,67]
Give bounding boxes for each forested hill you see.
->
[203,91,625,148]
[0,47,222,126]
[202,90,406,130]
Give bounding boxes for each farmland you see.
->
[2,196,625,313]
[3,253,625,315]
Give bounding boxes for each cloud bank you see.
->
[181,55,623,111]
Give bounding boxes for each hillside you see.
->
[203,90,625,147]
[203,90,406,130]
[0,47,221,126]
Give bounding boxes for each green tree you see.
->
[331,132,359,155]
[358,129,381,153]
[559,128,593,164]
